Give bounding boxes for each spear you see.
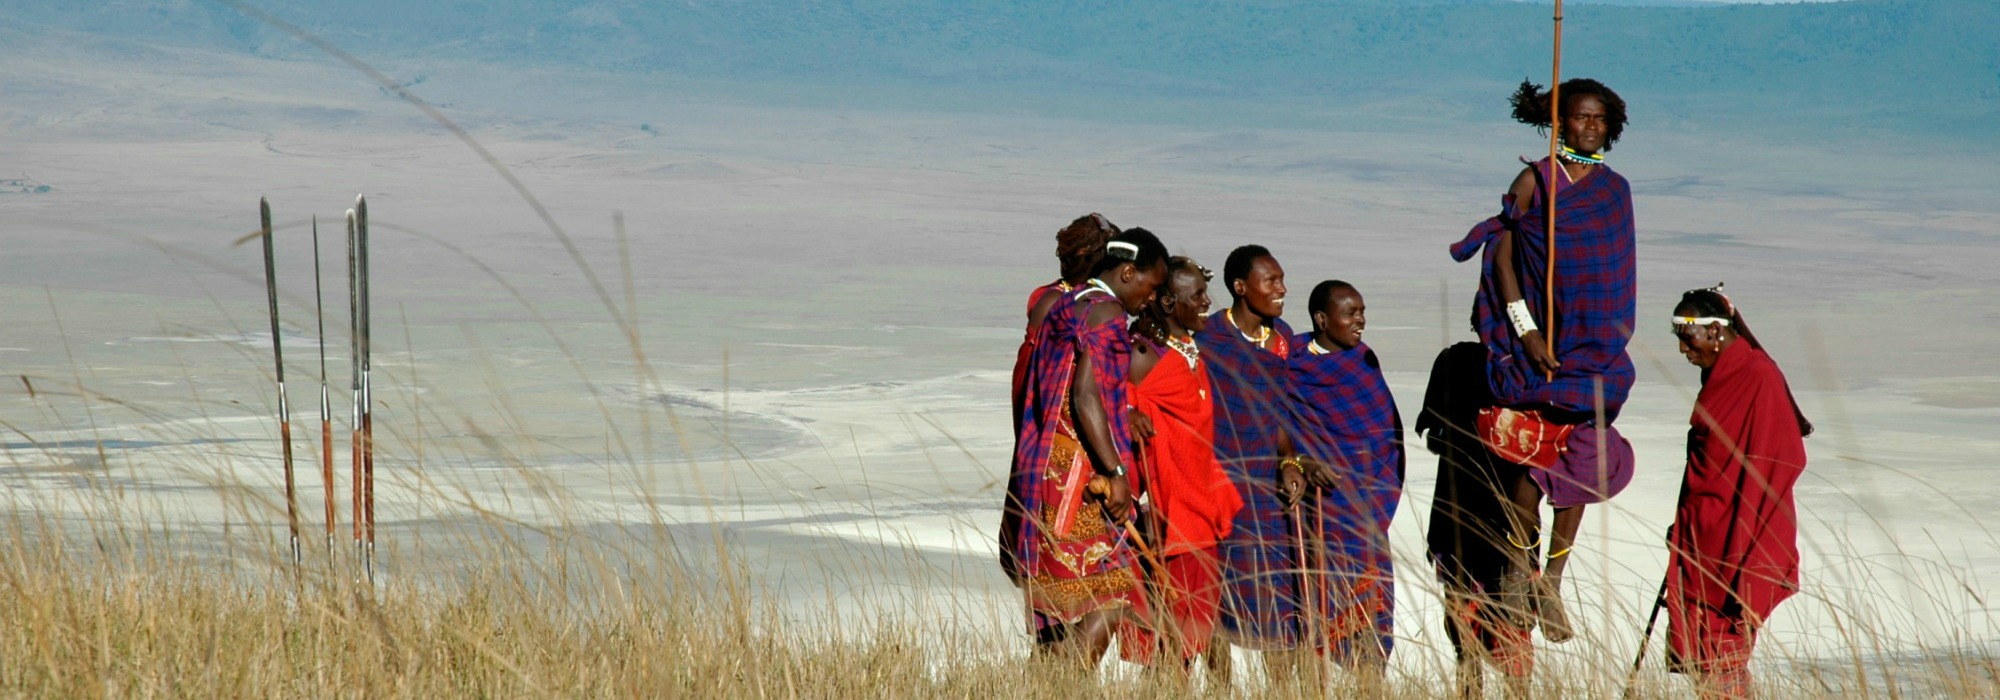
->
[259,198,300,566]
[357,194,375,580]
[1544,0,1565,382]
[346,208,363,570]
[314,215,335,563]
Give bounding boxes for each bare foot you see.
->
[1537,575,1574,643]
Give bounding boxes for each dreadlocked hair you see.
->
[1509,77,1628,151]
[1678,286,1815,437]
[1056,213,1119,285]
[1131,256,1210,346]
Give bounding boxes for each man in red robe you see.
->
[1666,286,1811,699]
[1122,256,1244,670]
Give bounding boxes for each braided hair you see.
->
[1132,256,1210,346]
[1510,78,1628,151]
[1678,286,1814,437]
[1056,213,1119,285]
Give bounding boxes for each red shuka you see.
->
[1131,349,1243,555]
[1670,340,1806,630]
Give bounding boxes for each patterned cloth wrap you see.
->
[1449,157,1637,418]
[1476,406,1635,507]
[1196,310,1304,649]
[1010,281,1069,439]
[1001,286,1145,633]
[1287,336,1405,661]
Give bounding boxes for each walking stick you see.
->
[1086,451,1172,660]
[1314,484,1333,655]
[1290,481,1318,657]
[259,198,301,567]
[1543,0,1564,382]
[1621,572,1671,699]
[313,215,336,565]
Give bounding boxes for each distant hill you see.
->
[7,0,1995,136]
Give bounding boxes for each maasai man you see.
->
[1287,280,1403,680]
[1013,213,1120,435]
[1198,245,1334,684]
[1121,256,1243,671]
[1434,78,1639,697]
[1003,228,1169,666]
[1003,214,1117,582]
[1666,286,1810,700]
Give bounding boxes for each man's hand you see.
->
[1088,473,1133,522]
[1128,407,1155,442]
[1522,329,1561,376]
[1305,458,1341,490]
[1277,463,1306,507]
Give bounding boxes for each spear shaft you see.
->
[357,195,375,580]
[347,209,363,567]
[314,215,335,562]
[260,198,300,566]
[1545,0,1564,381]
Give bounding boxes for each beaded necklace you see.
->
[1225,308,1271,347]
[1163,333,1200,369]
[1558,145,1605,166]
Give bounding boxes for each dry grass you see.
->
[2,475,1995,700]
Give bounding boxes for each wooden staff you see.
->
[314,215,336,563]
[1290,484,1318,658]
[1622,572,1671,698]
[259,198,300,566]
[1544,0,1565,382]
[1314,485,1332,655]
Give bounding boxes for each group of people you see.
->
[998,79,1811,700]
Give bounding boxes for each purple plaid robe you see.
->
[1288,336,1404,658]
[1001,285,1141,631]
[1450,158,1636,417]
[1198,310,1305,648]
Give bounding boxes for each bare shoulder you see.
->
[1084,299,1125,326]
[1508,166,1538,202]
[1027,289,1062,328]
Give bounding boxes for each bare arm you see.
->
[1502,167,1560,375]
[1071,303,1133,519]
[1126,340,1158,442]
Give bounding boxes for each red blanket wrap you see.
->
[1132,352,1244,554]
[1667,340,1806,673]
[1123,348,1241,664]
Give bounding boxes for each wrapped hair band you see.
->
[1670,316,1731,327]
[1105,241,1140,260]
